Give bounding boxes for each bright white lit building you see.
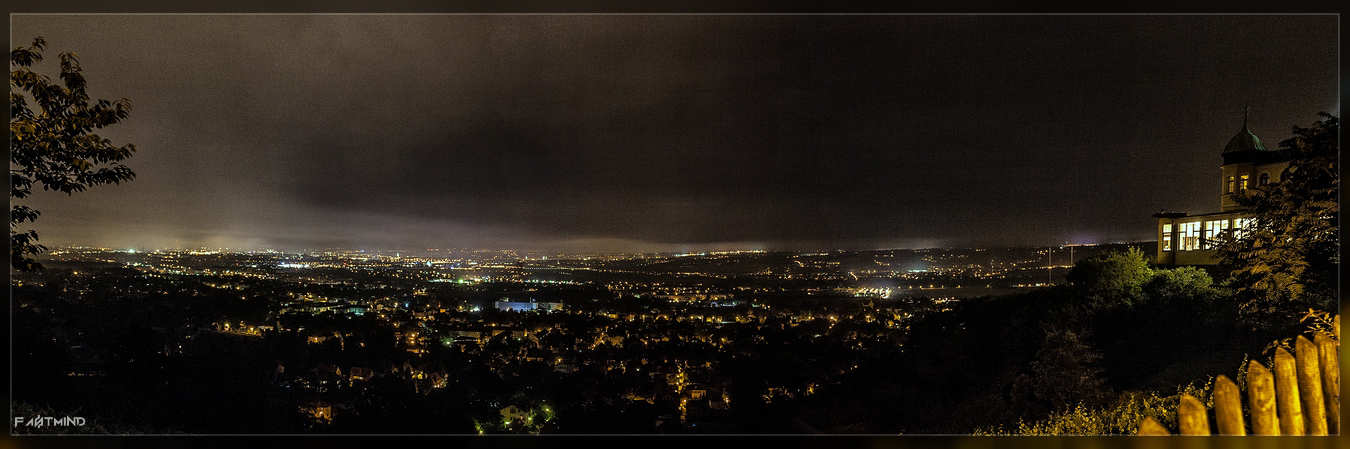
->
[494,300,563,312]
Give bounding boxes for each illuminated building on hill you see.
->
[1153,108,1292,266]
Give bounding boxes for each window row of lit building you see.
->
[1160,216,1253,252]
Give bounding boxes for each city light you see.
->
[17,241,1160,433]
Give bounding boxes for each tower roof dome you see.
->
[1223,107,1266,154]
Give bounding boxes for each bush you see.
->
[974,379,1216,435]
[1142,267,1235,329]
[1143,267,1214,301]
[1065,248,1154,306]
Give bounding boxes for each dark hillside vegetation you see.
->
[784,248,1300,434]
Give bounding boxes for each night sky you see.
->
[9,15,1339,253]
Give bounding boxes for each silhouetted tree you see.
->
[1215,113,1338,318]
[11,37,136,271]
[1029,326,1110,411]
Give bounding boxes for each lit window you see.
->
[1161,224,1173,252]
[1259,173,1269,185]
[1202,220,1230,249]
[1239,175,1249,192]
[1179,222,1201,251]
[1227,177,1235,194]
[1232,217,1254,238]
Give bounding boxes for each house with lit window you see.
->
[1153,110,1292,266]
[300,398,333,422]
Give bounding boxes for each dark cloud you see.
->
[10,15,1338,252]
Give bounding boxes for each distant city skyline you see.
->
[10,14,1339,254]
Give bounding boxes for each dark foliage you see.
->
[11,37,137,271]
[796,250,1287,433]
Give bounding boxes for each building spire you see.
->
[1224,102,1265,154]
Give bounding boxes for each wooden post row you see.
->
[1133,318,1338,436]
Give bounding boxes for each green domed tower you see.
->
[1219,106,1289,212]
[1153,106,1295,266]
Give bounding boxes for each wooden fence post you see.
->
[1314,332,1339,435]
[1295,336,1327,435]
[1247,360,1279,435]
[1178,393,1210,435]
[1137,416,1170,435]
[1274,347,1304,435]
[1213,375,1245,435]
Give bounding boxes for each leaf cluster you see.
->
[10,37,136,271]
